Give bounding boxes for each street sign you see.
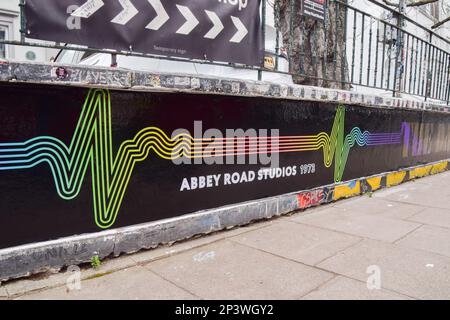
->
[25,0,262,66]
[302,0,326,21]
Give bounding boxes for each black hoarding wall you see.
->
[0,82,450,249]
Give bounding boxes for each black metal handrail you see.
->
[0,0,449,105]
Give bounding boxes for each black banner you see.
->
[1,82,450,249]
[0,300,436,318]
[302,0,326,21]
[25,0,262,66]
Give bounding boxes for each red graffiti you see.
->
[297,189,324,209]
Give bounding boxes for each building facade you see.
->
[0,0,57,62]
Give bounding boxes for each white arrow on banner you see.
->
[176,5,199,35]
[204,10,224,39]
[111,0,138,25]
[146,0,170,30]
[70,1,250,45]
[71,0,104,18]
[230,16,248,43]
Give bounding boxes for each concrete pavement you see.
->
[2,171,450,300]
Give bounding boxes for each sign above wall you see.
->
[302,0,326,21]
[25,0,262,66]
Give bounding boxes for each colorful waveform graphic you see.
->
[0,89,402,228]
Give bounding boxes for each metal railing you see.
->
[339,0,450,103]
[1,0,449,105]
[267,0,450,103]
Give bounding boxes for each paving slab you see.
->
[147,241,334,300]
[290,207,421,243]
[317,239,450,299]
[130,222,270,265]
[5,224,269,298]
[301,276,411,300]
[374,202,425,220]
[407,194,450,209]
[17,266,196,300]
[373,182,432,200]
[334,197,425,220]
[413,171,450,188]
[375,185,450,209]
[3,255,137,297]
[333,197,390,215]
[289,206,350,221]
[407,208,450,229]
[231,221,361,266]
[395,225,450,257]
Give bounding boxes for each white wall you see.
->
[0,0,57,62]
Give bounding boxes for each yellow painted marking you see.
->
[366,176,382,191]
[409,166,432,179]
[431,161,448,174]
[334,181,361,200]
[387,171,407,187]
